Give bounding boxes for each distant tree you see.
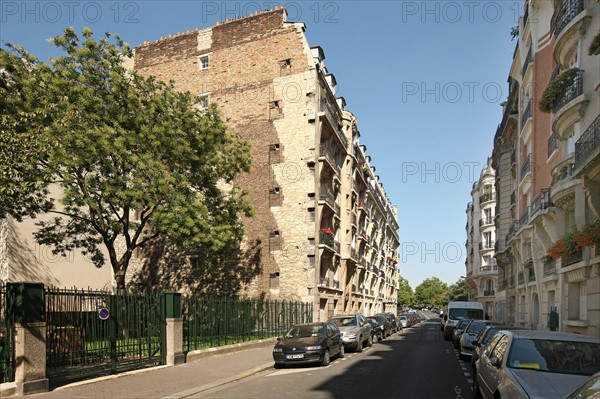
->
[0,28,253,292]
[447,278,469,302]
[397,277,415,309]
[414,277,448,309]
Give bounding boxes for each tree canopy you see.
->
[396,276,415,309]
[414,277,449,309]
[0,28,253,291]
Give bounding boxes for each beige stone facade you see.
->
[492,0,599,337]
[132,8,399,319]
[465,159,498,319]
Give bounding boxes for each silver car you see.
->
[328,314,372,352]
[474,330,600,398]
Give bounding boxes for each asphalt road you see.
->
[190,313,475,399]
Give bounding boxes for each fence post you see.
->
[163,292,184,366]
[8,282,48,395]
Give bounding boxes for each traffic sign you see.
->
[98,307,110,320]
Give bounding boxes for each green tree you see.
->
[397,276,415,309]
[414,277,448,309]
[0,28,252,292]
[447,278,468,302]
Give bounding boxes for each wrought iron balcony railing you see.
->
[552,0,584,37]
[521,101,532,131]
[548,133,559,158]
[530,188,552,218]
[520,153,531,182]
[574,115,600,170]
[552,69,583,114]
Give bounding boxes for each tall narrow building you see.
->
[492,0,599,336]
[132,8,400,319]
[465,159,498,320]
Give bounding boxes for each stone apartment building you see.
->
[465,159,498,319]
[131,8,400,320]
[492,0,599,336]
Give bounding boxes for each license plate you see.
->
[286,354,304,359]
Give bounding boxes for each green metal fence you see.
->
[183,296,313,352]
[0,282,14,383]
[45,287,165,388]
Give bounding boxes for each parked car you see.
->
[566,371,600,399]
[366,315,386,342]
[328,313,372,352]
[376,313,399,333]
[474,330,600,398]
[458,320,494,360]
[442,301,484,340]
[452,319,472,349]
[471,325,528,372]
[398,315,408,329]
[272,322,344,368]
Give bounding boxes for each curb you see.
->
[160,362,274,399]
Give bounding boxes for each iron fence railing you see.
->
[183,296,312,352]
[548,133,559,158]
[45,287,165,388]
[0,282,14,384]
[563,249,583,267]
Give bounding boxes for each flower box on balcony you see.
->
[539,68,582,113]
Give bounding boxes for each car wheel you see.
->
[338,345,345,358]
[356,337,363,352]
[321,350,330,366]
[367,334,373,347]
[472,376,482,398]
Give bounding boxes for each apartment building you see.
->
[131,8,400,320]
[492,0,599,336]
[465,159,498,319]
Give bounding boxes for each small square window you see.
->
[198,53,210,70]
[196,93,210,110]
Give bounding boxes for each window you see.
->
[568,281,587,320]
[198,53,211,70]
[196,93,210,111]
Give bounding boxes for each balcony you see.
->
[319,231,335,249]
[319,144,339,176]
[319,96,347,150]
[550,69,587,140]
[506,220,519,243]
[574,115,600,173]
[319,188,336,211]
[479,192,495,204]
[543,258,557,277]
[519,208,530,230]
[479,241,495,251]
[550,155,578,209]
[520,153,531,183]
[319,276,329,287]
[332,279,340,289]
[483,290,495,297]
[521,47,532,78]
[552,0,591,68]
[562,249,583,267]
[521,101,532,133]
[530,188,552,219]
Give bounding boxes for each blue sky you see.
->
[1,1,520,289]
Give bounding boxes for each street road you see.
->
[191,312,475,399]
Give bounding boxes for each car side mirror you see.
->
[490,356,501,368]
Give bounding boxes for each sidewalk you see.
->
[2,340,277,399]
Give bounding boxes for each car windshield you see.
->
[284,324,324,338]
[449,308,484,320]
[507,338,600,376]
[330,317,356,327]
[466,321,488,334]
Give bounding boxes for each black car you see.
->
[376,313,399,334]
[366,315,386,342]
[272,322,344,368]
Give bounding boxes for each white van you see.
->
[442,301,484,340]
